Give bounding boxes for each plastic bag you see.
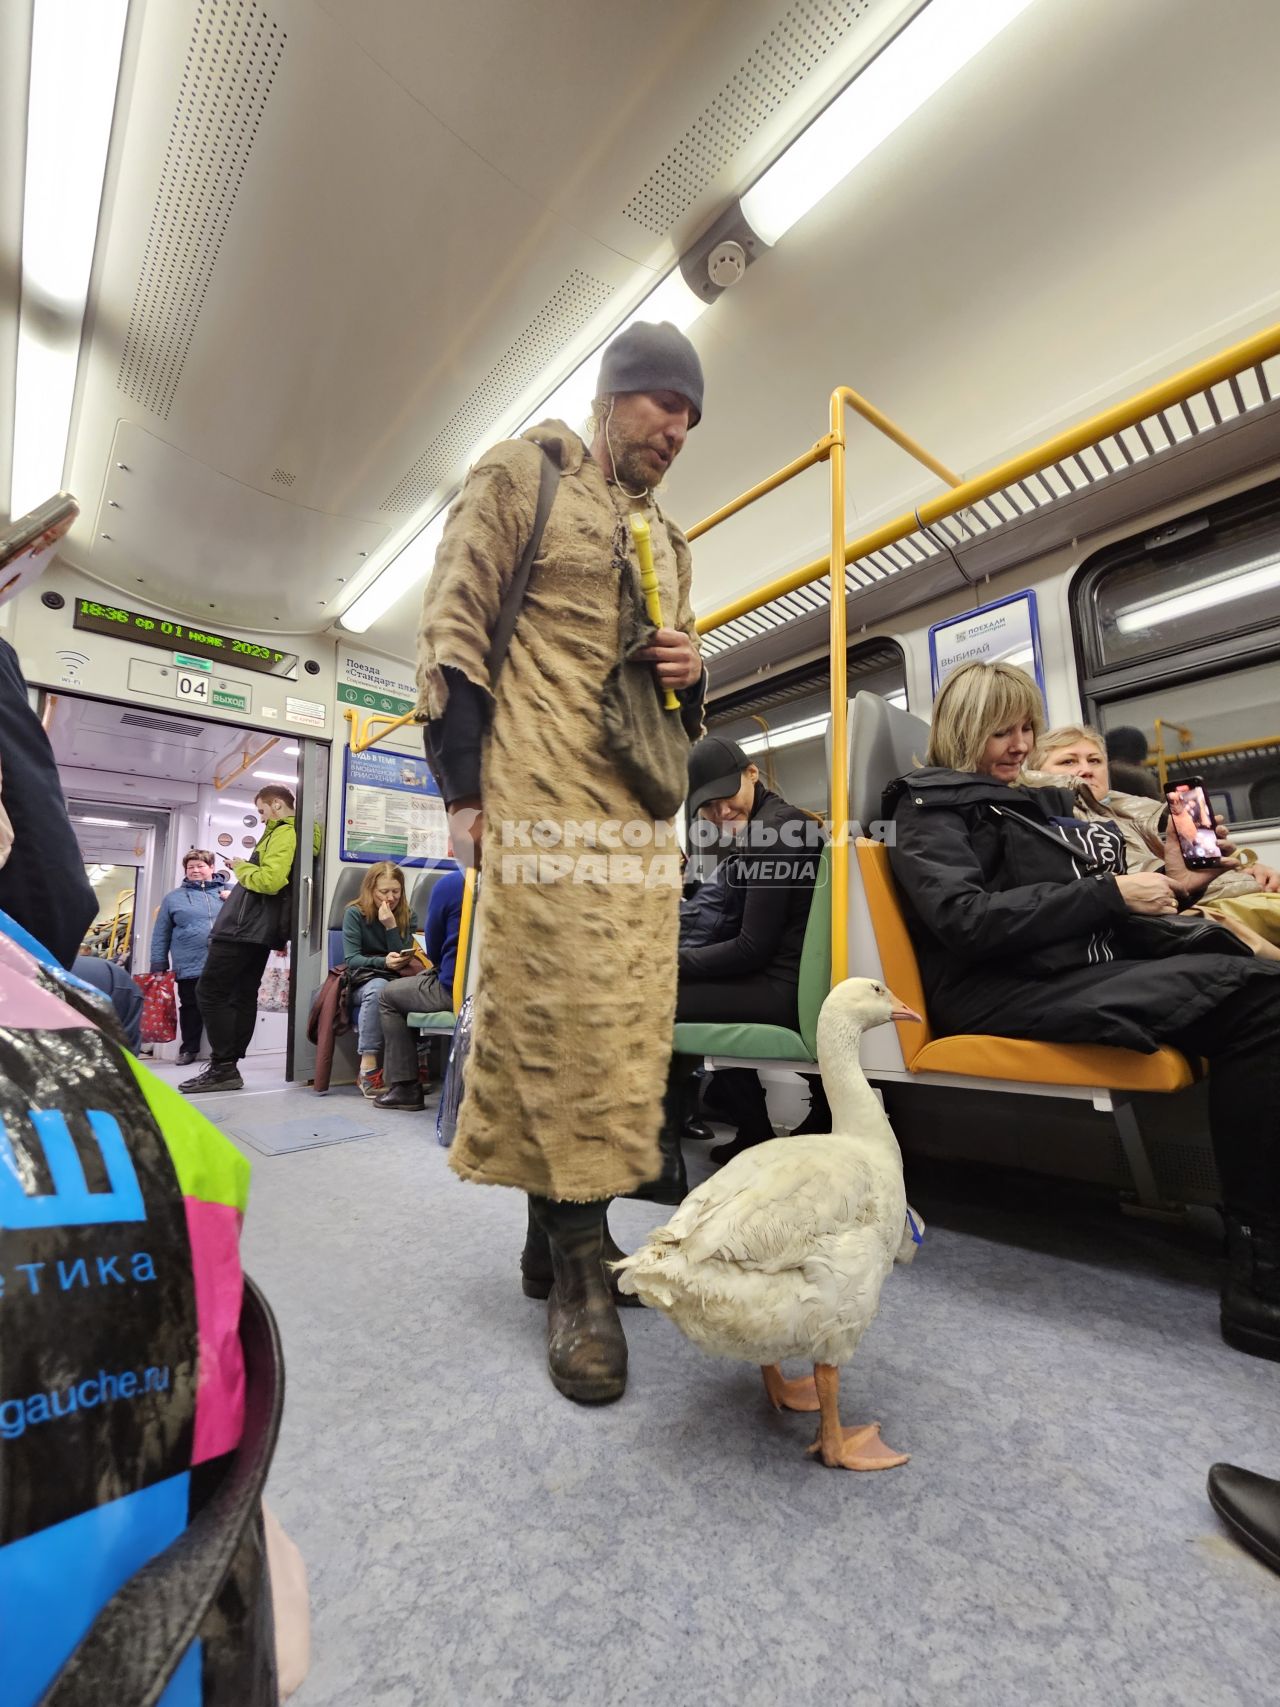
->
[133,969,177,1043]
[256,959,290,1013]
[435,994,474,1148]
[0,908,277,1703]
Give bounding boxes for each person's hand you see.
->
[1116,872,1180,914]
[1161,814,1238,900]
[377,900,397,928]
[1245,861,1280,892]
[384,949,412,971]
[634,628,702,692]
[218,888,231,901]
[447,798,484,870]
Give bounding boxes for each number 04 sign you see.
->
[176,671,210,703]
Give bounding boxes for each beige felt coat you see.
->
[415,421,700,1200]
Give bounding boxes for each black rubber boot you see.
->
[531,1196,628,1405]
[521,1201,641,1306]
[1220,1214,1280,1362]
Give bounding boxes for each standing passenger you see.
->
[150,848,226,1063]
[415,322,706,1405]
[181,786,297,1094]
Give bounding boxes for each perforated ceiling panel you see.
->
[623,0,873,234]
[116,0,286,419]
[380,269,615,514]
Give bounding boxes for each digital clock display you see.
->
[73,600,299,678]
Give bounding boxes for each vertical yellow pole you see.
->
[828,392,850,986]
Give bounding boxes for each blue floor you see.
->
[228,1088,1280,1706]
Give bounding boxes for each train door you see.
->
[41,690,320,1087]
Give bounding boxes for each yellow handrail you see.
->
[695,318,1280,636]
[452,866,478,1014]
[1150,729,1280,790]
[348,707,419,754]
[691,317,1280,988]
[214,735,280,791]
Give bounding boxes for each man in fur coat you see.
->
[415,322,706,1405]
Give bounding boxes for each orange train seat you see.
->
[855,837,1196,1095]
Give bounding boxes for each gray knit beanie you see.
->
[596,321,704,426]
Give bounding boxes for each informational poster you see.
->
[929,589,1046,700]
[341,747,449,865]
[337,652,416,717]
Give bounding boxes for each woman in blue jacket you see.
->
[151,849,226,1064]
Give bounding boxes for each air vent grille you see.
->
[117,0,286,419]
[120,713,200,736]
[623,0,873,234]
[380,269,615,514]
[272,468,296,486]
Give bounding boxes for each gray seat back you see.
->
[848,692,931,829]
[410,867,452,928]
[326,865,367,929]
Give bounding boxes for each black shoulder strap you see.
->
[487,446,559,691]
[40,1276,284,1707]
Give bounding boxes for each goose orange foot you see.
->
[804,1363,909,1471]
[760,1363,821,1412]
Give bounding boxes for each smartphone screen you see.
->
[1165,777,1222,867]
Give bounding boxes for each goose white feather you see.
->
[615,979,916,1372]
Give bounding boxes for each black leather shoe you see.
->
[179,1063,243,1094]
[176,1048,197,1067]
[709,1127,773,1167]
[373,1082,425,1111]
[681,1116,715,1142]
[1207,1464,1280,1575]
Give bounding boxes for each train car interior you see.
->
[3,0,1280,1701]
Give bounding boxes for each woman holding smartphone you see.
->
[1033,725,1280,950]
[342,862,417,1096]
[887,663,1280,1364]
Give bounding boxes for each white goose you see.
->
[614,978,922,1470]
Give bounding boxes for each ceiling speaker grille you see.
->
[116,0,286,419]
[271,467,296,486]
[120,712,199,736]
[380,269,615,514]
[624,0,873,234]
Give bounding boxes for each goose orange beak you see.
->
[888,992,922,1022]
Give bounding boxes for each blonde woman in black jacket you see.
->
[886,661,1280,1362]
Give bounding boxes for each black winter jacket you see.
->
[885,767,1280,1053]
[0,638,97,967]
[679,784,824,985]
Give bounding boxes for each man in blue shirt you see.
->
[373,864,465,1110]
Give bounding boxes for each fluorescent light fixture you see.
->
[339,268,709,635]
[741,0,1039,246]
[79,815,131,827]
[1114,558,1280,634]
[251,770,297,783]
[340,509,449,635]
[739,712,830,753]
[11,0,129,517]
[282,745,301,755]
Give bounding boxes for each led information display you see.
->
[73,598,299,678]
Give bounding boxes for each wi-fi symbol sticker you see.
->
[56,649,89,674]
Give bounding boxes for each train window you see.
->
[706,638,906,820]
[1073,480,1280,825]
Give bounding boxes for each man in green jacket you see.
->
[181,785,297,1093]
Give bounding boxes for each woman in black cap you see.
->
[677,735,828,1163]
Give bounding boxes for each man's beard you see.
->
[608,430,665,493]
